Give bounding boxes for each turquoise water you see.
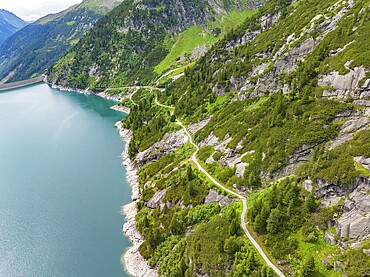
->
[0,84,131,276]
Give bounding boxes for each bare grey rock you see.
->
[319,66,369,99]
[188,116,212,135]
[341,117,370,134]
[205,155,215,164]
[191,45,208,60]
[136,130,188,166]
[334,261,343,272]
[320,197,342,208]
[289,143,316,164]
[354,156,370,171]
[235,162,248,178]
[303,179,313,192]
[260,13,281,30]
[336,180,370,239]
[330,117,370,148]
[204,189,235,206]
[330,133,354,149]
[324,232,337,245]
[147,189,167,209]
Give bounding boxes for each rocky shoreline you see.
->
[115,122,158,277]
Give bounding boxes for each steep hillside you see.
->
[47,0,260,90]
[0,0,122,83]
[51,0,370,276]
[0,9,27,46]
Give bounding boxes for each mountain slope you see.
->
[47,0,260,90]
[0,9,27,46]
[51,0,370,276]
[0,0,122,83]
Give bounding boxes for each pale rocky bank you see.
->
[115,122,158,277]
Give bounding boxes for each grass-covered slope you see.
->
[0,0,122,83]
[47,0,259,90]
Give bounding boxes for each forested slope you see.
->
[50,0,370,276]
[47,0,260,90]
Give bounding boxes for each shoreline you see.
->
[0,76,44,92]
[116,122,158,277]
[48,81,126,102]
[46,80,157,277]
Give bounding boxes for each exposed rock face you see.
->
[288,143,316,164]
[260,13,281,31]
[136,130,188,166]
[331,116,370,148]
[188,116,212,135]
[235,162,249,178]
[319,66,370,99]
[147,189,167,209]
[316,177,365,199]
[115,122,158,277]
[354,156,370,171]
[336,180,370,239]
[229,0,358,100]
[204,189,235,206]
[324,232,337,245]
[303,179,313,192]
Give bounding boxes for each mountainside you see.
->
[51,0,370,276]
[47,0,260,90]
[0,0,122,83]
[0,9,27,46]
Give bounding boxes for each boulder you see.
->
[363,249,370,256]
[303,179,313,192]
[235,162,248,178]
[204,189,235,206]
[324,231,337,245]
[336,180,370,239]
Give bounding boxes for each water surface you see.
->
[0,84,131,276]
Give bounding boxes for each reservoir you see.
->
[0,83,131,276]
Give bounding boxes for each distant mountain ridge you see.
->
[0,9,27,46]
[0,0,122,83]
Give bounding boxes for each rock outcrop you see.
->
[147,189,167,209]
[336,180,370,239]
[319,66,370,99]
[204,189,235,206]
[136,130,188,166]
[116,122,158,277]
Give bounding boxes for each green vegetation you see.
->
[247,178,341,275]
[155,9,256,75]
[0,0,120,82]
[298,130,370,187]
[48,0,254,90]
[45,0,370,275]
[192,94,351,187]
[122,88,179,157]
